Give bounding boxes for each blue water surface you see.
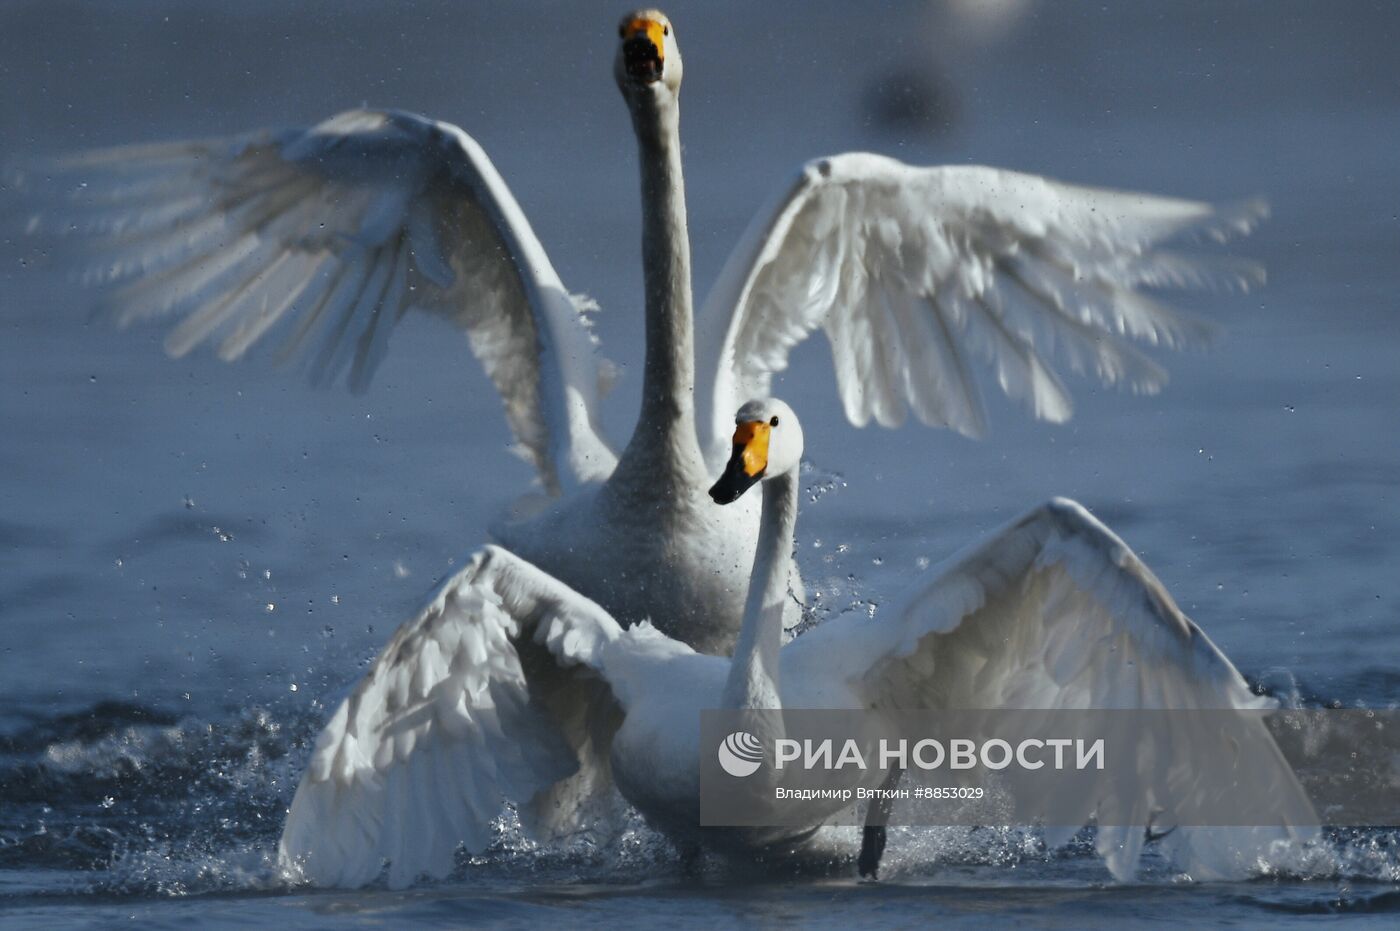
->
[2,1,1398,927]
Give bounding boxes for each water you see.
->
[2,0,1398,926]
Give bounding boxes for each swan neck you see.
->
[616,92,702,475]
[722,471,798,711]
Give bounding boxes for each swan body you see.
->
[278,399,1316,889]
[14,9,1265,653]
[492,466,765,653]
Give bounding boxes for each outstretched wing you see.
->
[14,109,617,493]
[278,545,623,889]
[786,498,1316,881]
[698,155,1264,456]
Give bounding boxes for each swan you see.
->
[14,9,1266,655]
[278,398,1316,889]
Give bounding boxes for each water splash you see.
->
[4,697,1400,902]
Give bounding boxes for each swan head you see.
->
[614,9,682,98]
[709,398,804,505]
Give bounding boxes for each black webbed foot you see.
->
[857,825,887,880]
[1144,811,1176,844]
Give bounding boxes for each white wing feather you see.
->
[699,155,1266,454]
[15,109,617,493]
[785,497,1316,880]
[278,544,623,889]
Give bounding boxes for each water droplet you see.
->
[264,602,276,613]
[289,683,298,692]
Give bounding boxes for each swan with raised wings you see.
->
[15,10,1265,653]
[278,398,1315,888]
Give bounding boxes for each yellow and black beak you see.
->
[709,420,770,505]
[620,16,666,84]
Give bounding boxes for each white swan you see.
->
[14,9,1265,654]
[278,398,1315,889]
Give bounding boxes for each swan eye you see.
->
[770,416,780,427]
[663,25,670,36]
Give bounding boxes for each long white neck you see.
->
[611,90,705,486]
[722,471,798,710]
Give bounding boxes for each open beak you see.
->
[709,420,770,505]
[621,17,665,84]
